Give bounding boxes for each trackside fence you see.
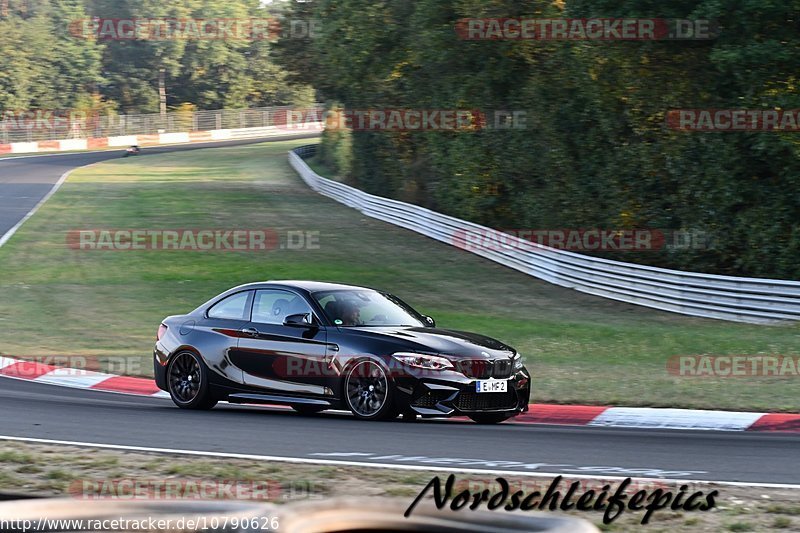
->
[0,106,323,143]
[289,145,800,324]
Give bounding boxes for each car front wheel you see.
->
[167,351,217,410]
[343,360,397,421]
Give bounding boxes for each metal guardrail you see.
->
[290,145,800,324]
[0,106,323,143]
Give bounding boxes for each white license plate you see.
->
[475,379,508,393]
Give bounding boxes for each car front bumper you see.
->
[394,366,531,418]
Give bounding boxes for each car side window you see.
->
[207,291,251,320]
[252,289,313,325]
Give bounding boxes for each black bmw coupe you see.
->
[154,281,530,423]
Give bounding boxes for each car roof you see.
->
[192,280,397,317]
[234,280,375,293]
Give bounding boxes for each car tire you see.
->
[468,412,514,424]
[292,405,326,415]
[167,351,217,410]
[343,359,397,421]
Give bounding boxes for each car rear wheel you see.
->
[167,351,217,410]
[469,412,514,424]
[344,360,396,421]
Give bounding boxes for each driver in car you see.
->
[339,300,362,326]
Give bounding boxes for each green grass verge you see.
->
[0,139,797,411]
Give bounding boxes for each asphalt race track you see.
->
[0,378,799,485]
[1,139,799,487]
[0,135,317,239]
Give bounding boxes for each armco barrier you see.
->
[289,145,800,324]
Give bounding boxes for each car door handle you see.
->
[242,327,260,337]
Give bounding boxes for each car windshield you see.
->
[314,290,425,327]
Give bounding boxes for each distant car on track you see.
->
[154,281,530,423]
[123,145,141,157]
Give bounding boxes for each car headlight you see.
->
[393,353,454,371]
[513,353,524,370]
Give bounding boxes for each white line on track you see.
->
[0,435,798,490]
[0,164,93,248]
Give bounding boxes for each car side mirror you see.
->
[284,313,315,328]
[422,315,435,328]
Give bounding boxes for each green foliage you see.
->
[0,0,314,114]
[0,0,103,111]
[276,0,800,279]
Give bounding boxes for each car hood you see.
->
[342,326,516,360]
